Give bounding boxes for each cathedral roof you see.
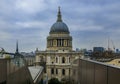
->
[50,7,69,34]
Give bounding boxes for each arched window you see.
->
[56,69,58,74]
[57,39,60,47]
[62,57,65,63]
[69,57,70,63]
[40,56,43,62]
[62,69,65,75]
[56,57,58,63]
[51,68,54,74]
[73,69,76,75]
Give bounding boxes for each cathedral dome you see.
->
[49,7,69,34]
[50,22,69,34]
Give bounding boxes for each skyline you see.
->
[0,0,120,52]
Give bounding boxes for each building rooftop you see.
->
[28,66,44,83]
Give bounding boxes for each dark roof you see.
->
[50,22,69,34]
[49,7,70,34]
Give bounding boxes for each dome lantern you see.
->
[50,7,70,34]
[57,6,62,22]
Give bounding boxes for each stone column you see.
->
[59,57,61,64]
[58,56,60,64]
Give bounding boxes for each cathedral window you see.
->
[70,40,72,47]
[69,57,70,63]
[56,69,58,74]
[50,40,53,47]
[73,69,76,75]
[53,40,57,46]
[47,56,51,63]
[40,56,43,62]
[64,40,67,46]
[56,57,58,63]
[62,69,65,75]
[60,39,61,46]
[57,39,60,47]
[61,39,64,46]
[51,40,53,46]
[51,68,54,74]
[50,40,51,47]
[62,57,65,63]
[67,40,68,46]
[68,40,70,47]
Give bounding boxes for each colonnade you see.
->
[47,39,72,47]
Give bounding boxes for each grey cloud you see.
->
[0,0,120,52]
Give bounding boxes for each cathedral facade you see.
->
[35,7,81,80]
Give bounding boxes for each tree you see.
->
[48,78,61,84]
[61,77,74,84]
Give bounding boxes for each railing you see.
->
[78,58,120,84]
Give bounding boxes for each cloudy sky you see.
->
[0,0,120,52]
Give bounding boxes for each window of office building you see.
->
[56,57,58,63]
